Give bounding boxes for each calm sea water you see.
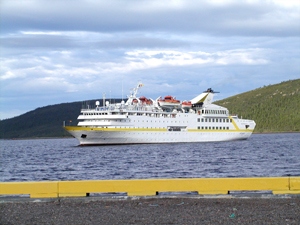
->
[0,133,299,182]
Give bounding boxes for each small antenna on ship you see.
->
[122,75,124,101]
[103,93,106,107]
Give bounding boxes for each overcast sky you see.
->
[1,0,299,119]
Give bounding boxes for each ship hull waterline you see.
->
[65,126,253,146]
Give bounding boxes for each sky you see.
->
[1,0,299,119]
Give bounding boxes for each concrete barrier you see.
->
[0,177,299,198]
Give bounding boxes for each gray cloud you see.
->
[0,0,299,119]
[1,0,299,36]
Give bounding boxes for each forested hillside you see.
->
[0,79,299,138]
[0,99,122,139]
[215,79,300,133]
[0,102,81,138]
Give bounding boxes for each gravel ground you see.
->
[1,196,299,225]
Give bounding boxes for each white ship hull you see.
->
[65,127,253,145]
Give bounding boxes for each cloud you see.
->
[0,0,299,119]
[1,0,299,36]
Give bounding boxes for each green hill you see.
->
[0,99,122,139]
[214,79,300,133]
[0,102,81,138]
[0,79,299,138]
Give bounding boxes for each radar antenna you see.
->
[205,88,220,93]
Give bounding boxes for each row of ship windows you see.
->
[93,126,230,130]
[93,127,230,130]
[198,118,231,123]
[84,112,177,117]
[198,126,230,130]
[83,111,227,116]
[132,120,186,123]
[84,113,109,115]
[87,119,232,123]
[202,109,227,115]
[90,120,188,123]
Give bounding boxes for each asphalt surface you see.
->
[1,195,300,224]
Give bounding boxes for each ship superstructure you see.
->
[64,83,256,145]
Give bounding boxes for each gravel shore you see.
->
[1,196,299,224]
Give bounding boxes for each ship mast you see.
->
[125,82,143,105]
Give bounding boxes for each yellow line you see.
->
[0,177,299,198]
[229,116,240,131]
[65,126,253,133]
[196,93,209,103]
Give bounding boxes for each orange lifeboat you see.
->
[182,101,192,110]
[139,96,153,105]
[158,95,181,108]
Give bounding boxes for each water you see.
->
[0,133,299,182]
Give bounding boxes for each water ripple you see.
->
[0,133,300,181]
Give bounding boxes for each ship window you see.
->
[230,119,232,122]
[209,127,211,129]
[205,127,207,129]
[216,127,218,130]
[216,119,218,122]
[212,127,215,129]
[197,118,200,122]
[227,127,229,130]
[201,118,204,122]
[209,119,211,122]
[198,126,200,129]
[212,119,215,122]
[201,126,204,129]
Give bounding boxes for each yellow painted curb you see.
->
[0,181,58,198]
[58,177,290,197]
[290,177,300,191]
[0,177,299,198]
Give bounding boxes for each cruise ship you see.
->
[64,83,256,145]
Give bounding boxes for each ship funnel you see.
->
[190,88,218,105]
